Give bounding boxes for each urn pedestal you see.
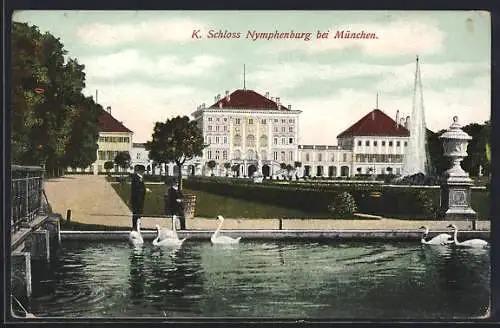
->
[438,116,477,220]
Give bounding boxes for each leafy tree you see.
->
[285,164,294,177]
[114,151,131,179]
[224,162,231,176]
[104,161,114,176]
[231,164,240,177]
[146,116,205,189]
[207,160,217,176]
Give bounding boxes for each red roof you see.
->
[99,109,132,133]
[209,89,290,110]
[337,109,410,138]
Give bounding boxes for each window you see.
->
[261,119,267,125]
[281,127,286,133]
[289,118,294,123]
[331,154,335,161]
[234,150,241,160]
[343,153,347,162]
[281,151,286,161]
[216,117,220,122]
[216,126,220,131]
[397,141,401,147]
[289,137,293,144]
[260,135,268,147]
[235,118,241,124]
[273,152,278,160]
[208,126,212,131]
[317,153,322,162]
[224,117,227,122]
[207,136,211,144]
[99,137,105,142]
[215,136,220,144]
[215,150,220,160]
[208,117,212,122]
[389,141,393,147]
[223,151,228,160]
[382,141,386,146]
[289,126,294,133]
[281,119,286,124]
[223,136,227,144]
[247,150,254,160]
[374,141,378,147]
[274,127,278,133]
[365,140,370,146]
[207,150,212,159]
[404,141,408,147]
[274,138,278,145]
[98,151,105,160]
[261,151,267,160]
[281,137,286,145]
[289,151,293,161]
[136,153,141,159]
[223,126,227,131]
[249,119,253,124]
[357,140,362,146]
[247,135,256,147]
[274,119,278,123]
[233,134,242,147]
[305,153,310,162]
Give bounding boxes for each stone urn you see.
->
[438,116,476,220]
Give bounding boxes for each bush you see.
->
[328,192,357,217]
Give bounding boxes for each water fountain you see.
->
[397,56,435,185]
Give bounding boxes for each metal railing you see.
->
[11,165,47,232]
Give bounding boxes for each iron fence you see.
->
[11,165,47,232]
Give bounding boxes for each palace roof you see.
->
[337,109,410,138]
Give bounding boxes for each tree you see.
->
[224,162,231,176]
[114,151,131,180]
[104,161,114,176]
[285,164,294,178]
[146,116,205,190]
[207,160,217,176]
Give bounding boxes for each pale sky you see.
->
[13,10,491,144]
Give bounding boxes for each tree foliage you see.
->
[11,22,100,174]
[145,116,205,189]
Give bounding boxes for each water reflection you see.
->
[29,241,490,319]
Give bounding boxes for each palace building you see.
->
[191,89,302,177]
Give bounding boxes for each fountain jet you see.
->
[402,56,430,177]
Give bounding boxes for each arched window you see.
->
[233,134,241,147]
[247,149,255,160]
[260,150,267,160]
[246,134,255,147]
[234,150,241,160]
[260,135,268,147]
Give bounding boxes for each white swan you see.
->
[211,215,241,245]
[129,219,144,246]
[447,224,488,248]
[152,217,187,247]
[419,225,453,245]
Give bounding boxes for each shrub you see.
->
[413,189,437,216]
[328,192,357,217]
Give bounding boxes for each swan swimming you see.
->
[129,219,144,246]
[447,224,488,248]
[419,225,453,245]
[152,216,187,247]
[211,215,241,245]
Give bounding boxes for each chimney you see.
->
[288,104,291,110]
[219,102,223,109]
[202,103,206,109]
[395,110,400,128]
[217,94,221,100]
[371,110,375,120]
[225,90,229,96]
[271,97,274,102]
[400,118,405,126]
[276,97,281,109]
[265,91,270,98]
[106,106,112,115]
[405,116,410,129]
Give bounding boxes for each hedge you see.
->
[184,178,441,217]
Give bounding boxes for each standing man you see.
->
[130,166,146,231]
[165,179,186,230]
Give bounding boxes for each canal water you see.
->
[28,240,490,319]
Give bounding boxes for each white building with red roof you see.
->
[191,89,302,177]
[298,108,410,178]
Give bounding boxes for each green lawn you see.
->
[111,183,331,219]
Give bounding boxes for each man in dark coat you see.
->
[130,166,146,231]
[164,180,186,230]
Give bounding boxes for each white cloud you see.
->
[249,60,489,96]
[80,50,224,79]
[76,18,208,46]
[264,19,446,57]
